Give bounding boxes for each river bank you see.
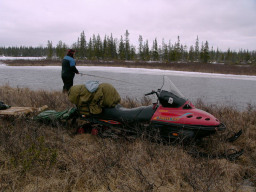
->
[1,61,256,110]
[2,59,256,76]
[0,85,255,191]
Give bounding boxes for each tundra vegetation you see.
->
[0,85,255,191]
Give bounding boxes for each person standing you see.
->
[61,49,79,92]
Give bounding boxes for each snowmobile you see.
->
[77,76,242,144]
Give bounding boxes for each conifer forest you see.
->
[0,30,255,65]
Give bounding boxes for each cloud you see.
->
[0,0,255,51]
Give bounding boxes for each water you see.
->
[1,64,256,110]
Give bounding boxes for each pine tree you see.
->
[200,42,204,62]
[210,46,214,63]
[202,41,210,63]
[130,46,136,60]
[144,40,150,61]
[103,35,108,59]
[56,40,67,59]
[225,48,232,63]
[216,48,220,63]
[125,30,130,60]
[195,36,200,62]
[87,38,93,60]
[188,45,195,62]
[152,38,159,61]
[47,40,53,59]
[245,50,251,63]
[175,36,181,61]
[169,45,177,62]
[95,34,102,59]
[79,31,87,59]
[119,36,125,60]
[138,35,144,61]
[182,45,188,62]
[109,34,117,59]
[162,39,169,62]
[167,40,172,62]
[91,34,96,59]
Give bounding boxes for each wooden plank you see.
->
[0,105,48,117]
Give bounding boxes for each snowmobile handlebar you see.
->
[145,90,156,96]
[145,90,160,98]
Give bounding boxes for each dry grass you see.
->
[0,86,255,192]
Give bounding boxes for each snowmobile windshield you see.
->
[159,76,187,108]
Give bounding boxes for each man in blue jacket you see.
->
[61,49,79,92]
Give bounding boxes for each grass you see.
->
[0,85,255,191]
[3,59,256,76]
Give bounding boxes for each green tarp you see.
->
[34,108,77,122]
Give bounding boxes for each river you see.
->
[1,63,256,110]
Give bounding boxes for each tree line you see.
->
[0,30,255,65]
[0,46,48,57]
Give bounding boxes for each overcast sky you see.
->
[0,0,256,51]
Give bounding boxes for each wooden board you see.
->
[0,105,48,117]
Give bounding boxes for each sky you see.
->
[0,0,256,51]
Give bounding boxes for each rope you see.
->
[79,72,141,86]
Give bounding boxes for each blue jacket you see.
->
[61,56,79,78]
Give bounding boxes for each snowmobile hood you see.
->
[151,104,220,127]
